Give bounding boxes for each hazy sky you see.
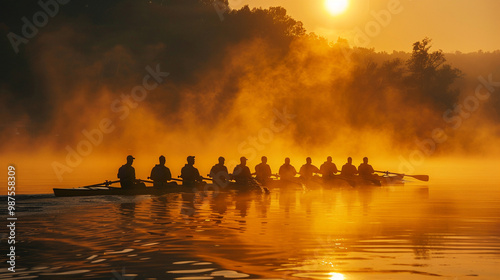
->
[229,0,500,53]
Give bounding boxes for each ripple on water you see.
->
[167,268,216,274]
[10,185,500,280]
[211,270,250,278]
[30,266,50,270]
[105,248,135,254]
[39,269,91,275]
[1,276,39,280]
[291,272,344,280]
[174,277,214,280]
[173,261,198,265]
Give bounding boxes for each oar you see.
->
[82,180,120,188]
[374,170,429,182]
[147,177,183,182]
[176,175,207,183]
[250,177,270,194]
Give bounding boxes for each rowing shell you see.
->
[53,182,265,197]
[52,185,201,197]
[267,174,405,189]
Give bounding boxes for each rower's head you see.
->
[363,157,368,164]
[306,157,312,164]
[159,155,166,165]
[327,156,332,162]
[240,156,247,166]
[126,155,135,164]
[347,157,352,164]
[218,156,225,164]
[187,156,195,165]
[261,156,267,164]
[284,157,290,164]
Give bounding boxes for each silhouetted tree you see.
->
[406,37,462,109]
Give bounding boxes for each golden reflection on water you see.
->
[3,157,500,195]
[4,180,500,279]
[180,183,499,279]
[330,272,345,280]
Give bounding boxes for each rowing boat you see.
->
[53,172,419,197]
[53,179,267,197]
[267,174,405,189]
[52,185,200,197]
[329,174,405,187]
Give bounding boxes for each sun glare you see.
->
[325,0,349,16]
[329,272,345,280]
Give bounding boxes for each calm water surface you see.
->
[1,182,499,280]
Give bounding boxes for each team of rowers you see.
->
[117,154,378,189]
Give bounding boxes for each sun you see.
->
[325,0,349,16]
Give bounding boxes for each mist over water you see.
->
[0,2,499,280]
[1,0,499,192]
[3,180,500,279]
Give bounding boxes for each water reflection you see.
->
[3,183,500,279]
[329,272,345,280]
[235,190,252,218]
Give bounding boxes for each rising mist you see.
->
[1,0,499,190]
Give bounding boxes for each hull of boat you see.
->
[53,181,266,197]
[53,186,198,197]
[268,175,405,189]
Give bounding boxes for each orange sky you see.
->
[229,0,500,53]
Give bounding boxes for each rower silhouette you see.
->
[117,155,145,189]
[232,156,252,185]
[279,157,297,182]
[358,157,381,185]
[358,157,375,179]
[320,156,338,180]
[180,156,203,187]
[209,156,229,187]
[150,155,175,188]
[254,156,272,185]
[299,157,320,180]
[341,157,358,177]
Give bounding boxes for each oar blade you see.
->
[411,175,429,181]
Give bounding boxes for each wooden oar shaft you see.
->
[82,180,120,188]
[374,170,429,182]
[143,178,183,183]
